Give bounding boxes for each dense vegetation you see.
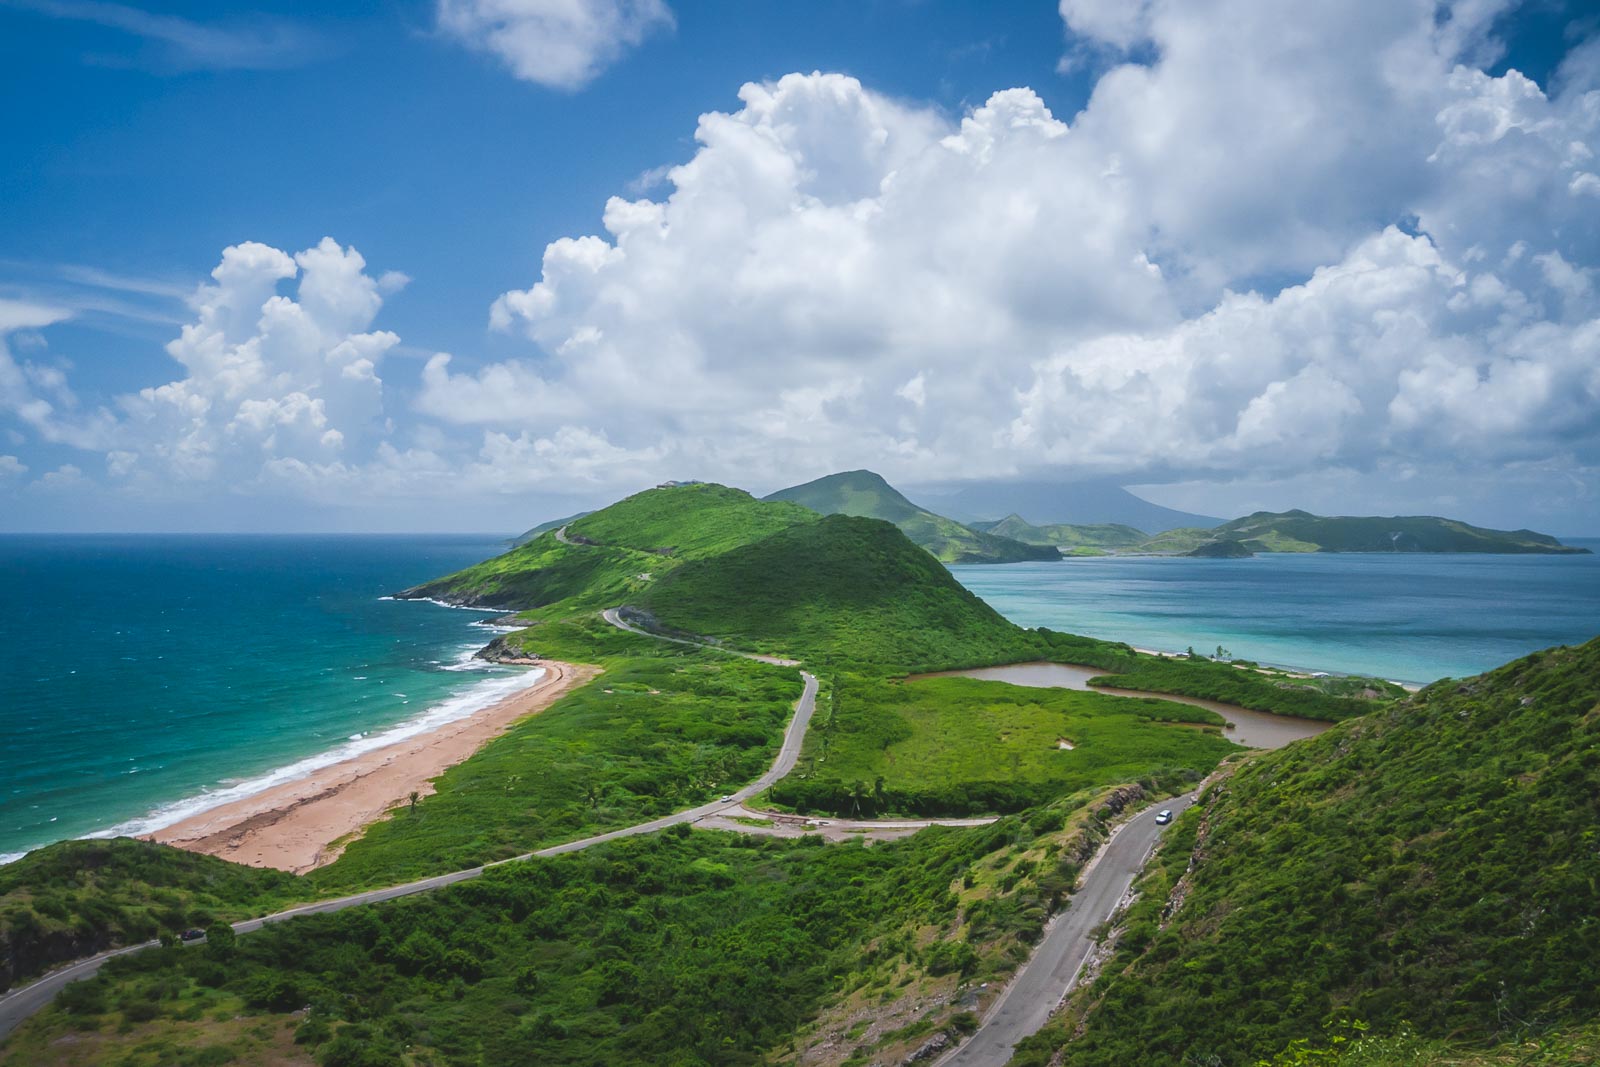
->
[777,674,1237,816]
[1254,1020,1600,1066]
[5,794,1127,1067]
[635,514,1039,671]
[0,839,300,992]
[312,636,801,891]
[1090,654,1396,721]
[1013,636,1600,1066]
[765,469,1059,564]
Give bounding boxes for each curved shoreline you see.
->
[910,661,1332,748]
[149,661,597,873]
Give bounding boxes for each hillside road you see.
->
[936,793,1197,1067]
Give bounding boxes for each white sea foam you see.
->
[441,645,496,672]
[386,596,505,613]
[75,665,547,845]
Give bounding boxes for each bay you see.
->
[950,539,1600,685]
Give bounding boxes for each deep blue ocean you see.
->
[0,535,533,863]
[951,540,1600,686]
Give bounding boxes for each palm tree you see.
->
[408,790,420,812]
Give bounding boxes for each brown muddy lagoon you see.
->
[920,661,1331,749]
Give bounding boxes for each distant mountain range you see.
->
[904,477,1222,533]
[763,470,1059,565]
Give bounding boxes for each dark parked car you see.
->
[180,929,206,942]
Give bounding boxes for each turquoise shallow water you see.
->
[0,535,528,863]
[950,540,1600,686]
[6,535,1598,862]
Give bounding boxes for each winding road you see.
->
[0,642,818,1043]
[0,599,1200,1064]
[936,794,1196,1067]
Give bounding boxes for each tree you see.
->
[407,790,419,812]
[204,922,236,960]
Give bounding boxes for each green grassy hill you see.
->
[634,513,1036,671]
[1014,635,1600,1067]
[782,674,1239,817]
[972,514,1148,553]
[510,510,590,546]
[398,483,818,609]
[765,470,1060,564]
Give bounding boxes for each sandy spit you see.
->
[149,660,599,874]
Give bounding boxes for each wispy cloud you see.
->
[2,0,326,71]
[0,258,196,329]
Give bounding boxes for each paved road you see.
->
[935,793,1196,1067]
[0,666,818,1043]
[601,606,800,666]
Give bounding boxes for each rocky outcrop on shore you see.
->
[474,633,542,665]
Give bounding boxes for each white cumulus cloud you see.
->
[437,0,673,89]
[414,5,1600,499]
[0,239,402,496]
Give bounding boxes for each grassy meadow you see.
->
[777,674,1240,816]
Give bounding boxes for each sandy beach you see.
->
[149,659,599,873]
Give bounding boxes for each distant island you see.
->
[761,471,1589,562]
[989,507,1590,557]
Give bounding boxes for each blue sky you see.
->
[1,0,1598,532]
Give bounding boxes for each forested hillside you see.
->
[0,791,1147,1067]
[1014,636,1600,1066]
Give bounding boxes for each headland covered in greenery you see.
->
[2,479,1596,1067]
